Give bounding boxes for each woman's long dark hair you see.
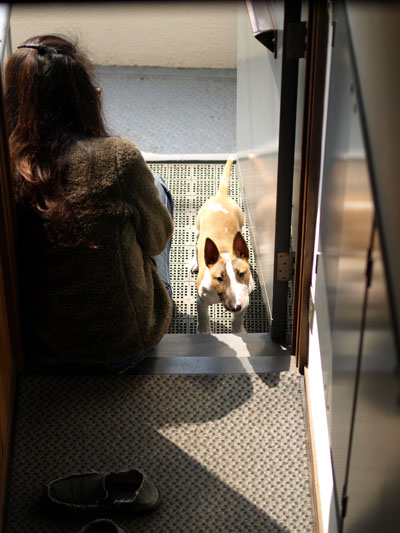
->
[5,34,109,246]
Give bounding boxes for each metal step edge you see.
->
[132,355,296,375]
[130,333,295,375]
[153,333,288,358]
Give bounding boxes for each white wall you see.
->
[10,2,238,69]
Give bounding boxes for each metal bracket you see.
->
[286,21,307,59]
[276,252,295,281]
[255,28,277,57]
[246,0,278,57]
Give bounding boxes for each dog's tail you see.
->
[217,158,233,197]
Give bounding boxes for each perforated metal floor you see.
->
[148,161,269,334]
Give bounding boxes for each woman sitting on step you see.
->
[4,34,174,374]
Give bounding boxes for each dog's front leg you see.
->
[232,309,246,333]
[197,295,211,334]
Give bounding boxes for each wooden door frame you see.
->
[292,0,329,373]
[291,5,331,529]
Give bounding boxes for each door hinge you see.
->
[286,21,307,59]
[276,252,295,281]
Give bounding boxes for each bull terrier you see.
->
[189,158,255,333]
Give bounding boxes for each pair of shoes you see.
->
[43,468,161,514]
[78,519,127,532]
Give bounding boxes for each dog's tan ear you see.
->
[233,232,249,259]
[205,238,220,266]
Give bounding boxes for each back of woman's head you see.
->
[5,34,107,147]
[5,35,109,247]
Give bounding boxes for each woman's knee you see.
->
[152,172,173,217]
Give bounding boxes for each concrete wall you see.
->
[10,2,238,68]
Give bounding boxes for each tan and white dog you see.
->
[190,159,255,334]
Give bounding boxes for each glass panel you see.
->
[344,229,400,532]
[236,0,284,321]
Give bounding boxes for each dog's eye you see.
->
[216,276,223,282]
[238,272,245,279]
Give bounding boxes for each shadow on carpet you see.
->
[4,372,315,532]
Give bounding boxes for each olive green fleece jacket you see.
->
[18,137,174,365]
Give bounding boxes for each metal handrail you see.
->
[0,3,12,69]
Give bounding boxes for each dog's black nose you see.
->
[232,304,242,313]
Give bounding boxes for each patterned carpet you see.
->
[4,372,315,532]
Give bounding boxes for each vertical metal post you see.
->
[271,0,302,342]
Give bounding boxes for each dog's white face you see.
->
[205,232,255,313]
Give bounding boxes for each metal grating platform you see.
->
[148,161,269,334]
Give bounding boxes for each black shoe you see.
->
[44,468,160,514]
